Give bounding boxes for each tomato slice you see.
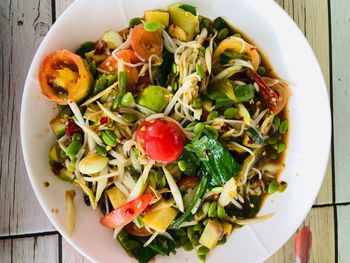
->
[100,194,153,229]
[39,49,93,104]
[99,49,139,92]
[136,119,186,163]
[130,24,163,60]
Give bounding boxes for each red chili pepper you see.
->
[247,70,279,111]
[100,116,108,125]
[65,118,82,141]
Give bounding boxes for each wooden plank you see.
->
[337,205,350,263]
[331,0,350,203]
[62,238,92,263]
[275,0,332,205]
[266,206,335,262]
[55,0,75,17]
[0,235,59,263]
[0,0,56,235]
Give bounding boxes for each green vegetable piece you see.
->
[192,233,200,246]
[207,110,218,121]
[196,64,205,79]
[187,227,195,240]
[197,254,206,262]
[273,116,281,127]
[208,201,217,218]
[112,71,127,111]
[102,31,122,49]
[88,60,97,77]
[117,230,158,263]
[60,149,67,159]
[178,149,199,176]
[257,66,266,76]
[175,228,187,237]
[122,113,138,123]
[267,136,279,145]
[49,118,66,138]
[277,143,286,153]
[171,176,209,228]
[198,46,206,57]
[210,79,236,101]
[72,133,83,143]
[233,33,241,38]
[279,120,289,134]
[249,127,265,145]
[234,84,255,103]
[93,74,107,95]
[278,182,288,192]
[193,224,202,232]
[224,107,238,118]
[100,130,117,147]
[217,28,229,40]
[213,17,229,32]
[185,132,240,186]
[201,18,210,29]
[106,73,118,86]
[268,181,279,194]
[129,17,142,28]
[178,4,197,15]
[204,125,219,139]
[121,92,135,107]
[178,160,188,172]
[75,41,95,58]
[217,236,227,245]
[217,205,226,219]
[193,122,205,136]
[144,21,161,32]
[220,51,250,65]
[184,240,193,251]
[135,235,176,256]
[66,141,82,160]
[197,246,210,256]
[168,3,199,41]
[137,85,171,112]
[192,97,202,109]
[95,145,107,157]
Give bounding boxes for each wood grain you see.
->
[62,238,92,263]
[266,206,335,262]
[0,0,55,236]
[337,205,350,263]
[331,0,350,203]
[276,0,332,205]
[0,234,59,263]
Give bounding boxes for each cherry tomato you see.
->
[130,24,163,60]
[125,223,153,237]
[136,119,186,163]
[100,194,153,229]
[39,49,93,104]
[178,176,200,190]
[99,49,139,92]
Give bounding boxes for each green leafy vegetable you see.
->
[234,84,255,103]
[178,4,197,15]
[185,132,240,185]
[248,127,265,145]
[75,41,95,58]
[117,230,158,263]
[207,90,233,108]
[178,149,199,176]
[171,176,209,228]
[136,235,176,256]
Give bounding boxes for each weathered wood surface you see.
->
[0,0,348,262]
[331,0,350,203]
[0,0,55,236]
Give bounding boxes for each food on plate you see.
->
[40,3,291,262]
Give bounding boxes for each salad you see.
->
[40,3,291,262]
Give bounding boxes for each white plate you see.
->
[20,0,331,262]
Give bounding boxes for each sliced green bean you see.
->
[277,143,286,153]
[193,224,202,232]
[207,110,218,121]
[100,130,117,147]
[218,28,229,40]
[121,92,134,107]
[95,145,107,157]
[66,141,82,159]
[197,246,210,256]
[178,160,188,172]
[217,236,227,245]
[193,123,205,136]
[72,133,83,143]
[217,205,226,219]
[279,120,288,134]
[187,227,195,240]
[196,64,205,79]
[268,181,278,194]
[224,107,238,118]
[122,113,138,123]
[208,201,217,218]
[273,116,281,127]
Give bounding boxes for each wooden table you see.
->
[0,0,349,262]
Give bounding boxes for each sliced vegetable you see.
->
[199,220,223,249]
[143,206,178,232]
[130,24,163,60]
[234,84,255,103]
[162,167,184,212]
[236,103,251,125]
[144,21,161,32]
[136,119,186,163]
[178,150,199,176]
[137,85,172,112]
[171,176,208,228]
[106,187,127,209]
[65,190,76,236]
[49,118,66,138]
[218,177,237,207]
[39,49,93,104]
[78,153,108,175]
[144,11,170,27]
[168,3,199,41]
[100,194,153,229]
[75,41,95,58]
[102,30,123,49]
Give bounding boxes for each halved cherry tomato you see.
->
[99,49,139,92]
[136,119,186,163]
[39,49,93,104]
[125,222,153,237]
[178,176,200,190]
[100,194,153,229]
[130,24,163,60]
